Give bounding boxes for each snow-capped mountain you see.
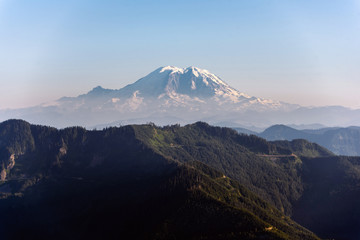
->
[57,66,294,112]
[1,66,360,128]
[122,66,249,100]
[119,66,291,108]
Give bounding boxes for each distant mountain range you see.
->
[2,119,360,239]
[235,125,360,156]
[1,66,360,128]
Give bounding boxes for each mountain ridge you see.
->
[257,124,360,156]
[1,66,360,128]
[2,119,360,239]
[0,119,321,239]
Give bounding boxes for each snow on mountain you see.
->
[51,66,291,114]
[109,66,291,110]
[2,65,359,128]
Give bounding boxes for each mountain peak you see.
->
[159,66,184,74]
[185,66,210,76]
[154,66,241,98]
[157,66,227,88]
[158,66,212,76]
[116,65,256,103]
[158,66,215,78]
[85,86,114,97]
[92,85,104,91]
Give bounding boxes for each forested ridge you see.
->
[0,120,359,239]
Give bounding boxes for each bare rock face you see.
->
[0,169,6,181]
[0,154,16,181]
[8,154,15,169]
[54,140,68,167]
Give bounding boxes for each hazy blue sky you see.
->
[0,0,359,109]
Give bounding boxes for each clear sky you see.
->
[0,0,359,109]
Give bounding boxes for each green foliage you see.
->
[293,155,360,239]
[133,122,305,215]
[0,119,35,157]
[2,119,359,239]
[272,139,334,158]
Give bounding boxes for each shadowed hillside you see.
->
[0,119,318,240]
[1,120,360,239]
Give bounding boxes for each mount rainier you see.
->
[1,66,359,128]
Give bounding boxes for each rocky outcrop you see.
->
[0,154,15,181]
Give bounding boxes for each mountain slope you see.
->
[118,66,247,99]
[60,66,290,115]
[2,66,360,128]
[260,125,310,141]
[132,122,360,239]
[2,120,360,239]
[259,124,360,156]
[133,122,334,215]
[293,155,360,239]
[0,119,318,240]
[6,66,360,128]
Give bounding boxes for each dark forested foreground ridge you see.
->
[0,120,360,239]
